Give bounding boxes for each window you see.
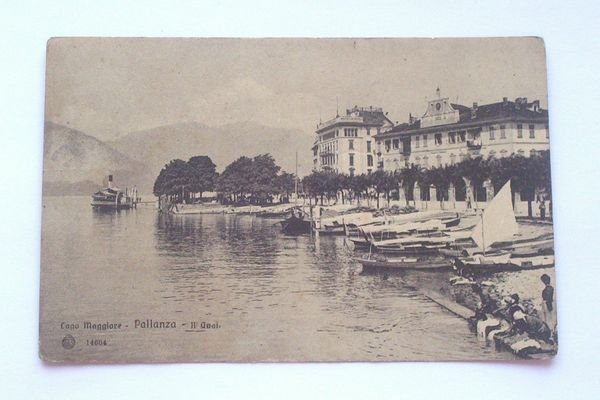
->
[349,154,354,166]
[500,125,506,139]
[344,128,358,137]
[366,128,371,136]
[415,156,421,165]
[385,140,391,152]
[367,141,372,153]
[435,133,442,145]
[423,135,428,147]
[415,136,420,148]
[450,154,456,165]
[367,154,373,167]
[489,126,495,140]
[349,139,354,150]
[423,156,429,167]
[436,155,442,166]
[393,139,399,149]
[530,149,537,157]
[517,124,523,138]
[545,124,549,139]
[517,149,525,156]
[448,132,456,144]
[458,131,466,143]
[529,124,535,138]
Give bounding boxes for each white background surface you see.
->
[1,1,599,399]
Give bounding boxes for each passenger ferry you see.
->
[91,175,139,210]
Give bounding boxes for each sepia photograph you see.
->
[39,37,557,363]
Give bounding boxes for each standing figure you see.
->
[541,274,556,332]
[539,199,546,220]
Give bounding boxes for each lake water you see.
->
[40,196,512,362]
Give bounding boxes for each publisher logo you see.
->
[62,334,76,350]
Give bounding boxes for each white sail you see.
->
[471,180,518,251]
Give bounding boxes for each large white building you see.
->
[376,96,550,171]
[313,106,393,175]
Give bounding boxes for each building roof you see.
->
[316,106,393,133]
[351,107,393,126]
[381,98,548,137]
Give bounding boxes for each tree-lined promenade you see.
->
[153,154,295,205]
[153,150,551,217]
[303,150,552,217]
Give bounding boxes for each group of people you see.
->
[470,274,556,347]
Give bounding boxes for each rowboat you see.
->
[356,255,452,272]
[459,254,554,273]
[280,214,312,235]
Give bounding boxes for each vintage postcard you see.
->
[40,37,557,363]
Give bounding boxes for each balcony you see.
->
[467,139,482,150]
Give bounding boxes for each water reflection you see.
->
[42,197,513,360]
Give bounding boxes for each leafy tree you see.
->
[276,172,296,202]
[399,164,422,204]
[217,156,254,203]
[349,174,370,206]
[153,159,192,202]
[427,165,453,206]
[187,156,218,201]
[249,154,281,203]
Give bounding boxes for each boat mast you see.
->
[295,151,298,205]
[481,212,486,256]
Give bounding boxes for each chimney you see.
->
[471,102,478,119]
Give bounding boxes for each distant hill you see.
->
[107,121,315,179]
[43,122,153,194]
[42,121,315,196]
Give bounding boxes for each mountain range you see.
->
[42,121,314,196]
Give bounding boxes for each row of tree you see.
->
[153,154,296,205]
[302,151,552,216]
[154,151,552,216]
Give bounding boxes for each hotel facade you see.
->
[375,96,550,172]
[312,106,394,175]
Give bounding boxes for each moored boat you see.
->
[280,210,312,235]
[91,175,138,210]
[356,255,452,272]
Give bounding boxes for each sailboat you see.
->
[459,180,554,272]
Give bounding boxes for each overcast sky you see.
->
[45,37,548,140]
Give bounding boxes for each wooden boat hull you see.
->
[315,225,346,235]
[280,217,312,235]
[460,254,555,273]
[356,257,452,272]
